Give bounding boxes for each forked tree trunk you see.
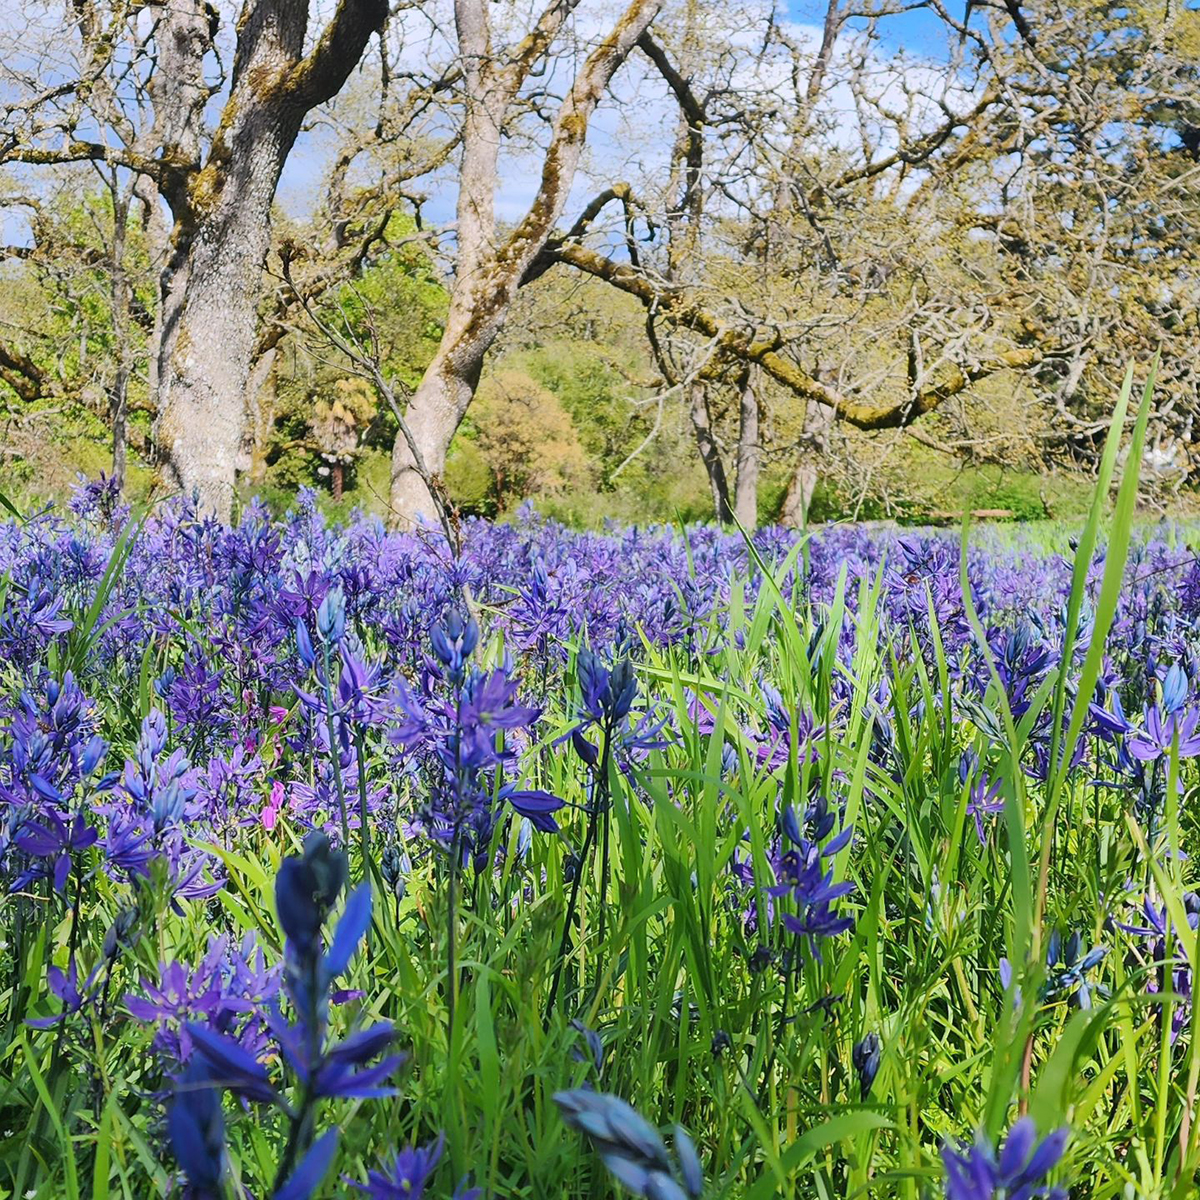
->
[150,0,385,520]
[389,70,506,520]
[387,0,663,526]
[154,95,313,517]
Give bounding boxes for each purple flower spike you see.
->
[941,1118,1069,1200]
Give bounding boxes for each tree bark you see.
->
[733,365,760,529]
[780,399,834,527]
[153,119,300,516]
[390,334,489,520]
[244,346,279,485]
[688,381,733,522]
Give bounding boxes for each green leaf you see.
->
[19,1033,80,1200]
[743,1111,895,1200]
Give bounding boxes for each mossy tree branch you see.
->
[543,240,1044,430]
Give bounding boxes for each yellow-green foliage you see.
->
[446,369,588,515]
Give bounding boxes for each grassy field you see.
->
[1,370,1200,1198]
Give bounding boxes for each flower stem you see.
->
[593,725,615,974]
[353,726,372,878]
[319,641,350,848]
[447,830,460,1041]
[545,734,609,1028]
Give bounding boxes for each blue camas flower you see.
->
[566,648,667,766]
[1128,704,1200,763]
[430,608,479,685]
[766,798,855,963]
[1162,662,1190,714]
[316,587,346,645]
[126,933,279,1065]
[26,955,101,1028]
[1117,892,1198,1042]
[555,1089,703,1200]
[941,1118,1069,1200]
[391,621,563,863]
[578,650,637,725]
[965,772,1004,846]
[161,834,400,1200]
[347,1133,481,1199]
[852,1032,881,1100]
[275,830,348,956]
[14,809,97,892]
[1045,929,1107,1009]
[167,1058,226,1198]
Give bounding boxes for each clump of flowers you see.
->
[126,932,279,1064]
[391,608,564,865]
[729,793,854,974]
[999,928,1107,1012]
[100,709,224,906]
[766,797,855,962]
[941,1118,1069,1200]
[163,832,400,1197]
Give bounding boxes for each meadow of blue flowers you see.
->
[3,419,1200,1198]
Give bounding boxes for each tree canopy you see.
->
[2,0,1198,526]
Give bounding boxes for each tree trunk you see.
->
[110,359,129,492]
[150,0,385,521]
[780,399,834,527]
[108,186,132,492]
[688,381,733,523]
[153,122,297,519]
[245,346,278,485]
[388,38,506,523]
[733,365,760,529]
[389,321,492,520]
[780,462,818,527]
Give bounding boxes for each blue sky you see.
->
[277,1,956,218]
[790,0,955,54]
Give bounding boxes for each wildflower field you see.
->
[4,379,1200,1199]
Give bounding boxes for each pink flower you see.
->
[261,780,287,831]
